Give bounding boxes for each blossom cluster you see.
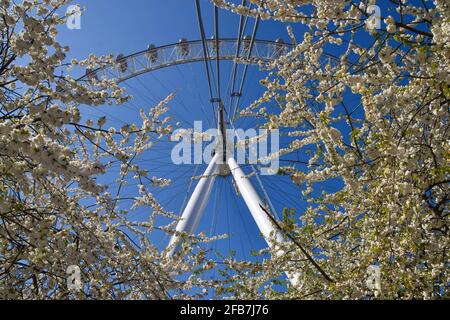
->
[0,0,215,299]
[214,0,449,299]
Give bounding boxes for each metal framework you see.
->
[81,38,341,85]
[81,38,294,83]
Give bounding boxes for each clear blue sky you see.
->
[58,0,293,62]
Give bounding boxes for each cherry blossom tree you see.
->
[213,0,449,299]
[0,0,217,299]
[1,0,448,300]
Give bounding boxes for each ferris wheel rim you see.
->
[78,38,342,84]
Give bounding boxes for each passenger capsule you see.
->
[243,35,252,51]
[85,68,98,82]
[210,36,221,54]
[147,44,158,63]
[274,38,285,57]
[116,54,128,73]
[177,38,189,57]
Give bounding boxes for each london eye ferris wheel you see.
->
[77,0,340,287]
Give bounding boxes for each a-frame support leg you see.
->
[227,157,300,286]
[166,154,300,286]
[166,153,220,257]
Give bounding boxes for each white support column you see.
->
[227,157,284,245]
[227,157,300,287]
[167,153,220,257]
